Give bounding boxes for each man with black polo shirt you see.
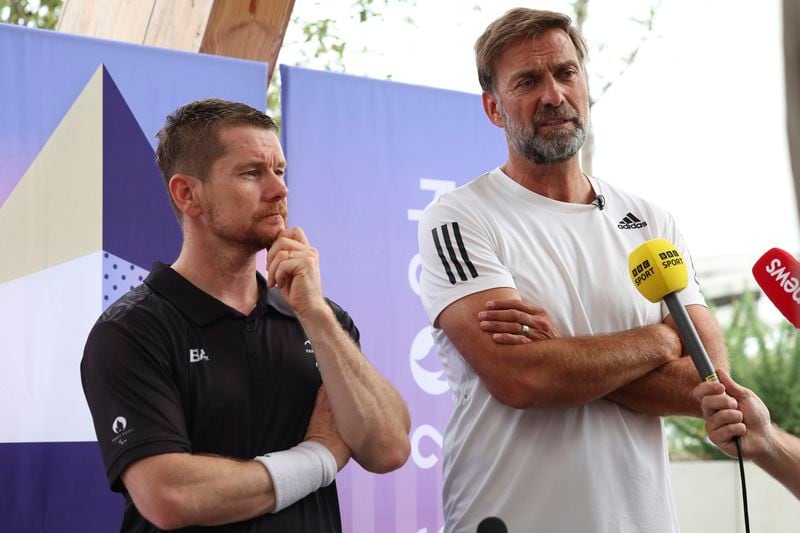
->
[81,99,411,532]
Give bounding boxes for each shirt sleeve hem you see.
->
[424,274,517,324]
[107,438,191,493]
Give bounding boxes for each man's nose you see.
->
[264,173,288,200]
[540,75,565,107]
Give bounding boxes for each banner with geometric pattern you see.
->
[0,24,266,530]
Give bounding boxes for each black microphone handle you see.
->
[663,293,717,382]
[664,293,751,531]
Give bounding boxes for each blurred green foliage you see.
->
[0,0,61,29]
[667,290,800,459]
[268,0,415,124]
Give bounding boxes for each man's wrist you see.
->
[254,441,337,512]
[296,301,335,326]
[648,324,682,363]
[752,423,781,463]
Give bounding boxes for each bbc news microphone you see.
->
[752,247,800,328]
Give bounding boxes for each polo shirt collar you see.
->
[145,262,293,326]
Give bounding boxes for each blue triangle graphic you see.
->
[102,67,182,268]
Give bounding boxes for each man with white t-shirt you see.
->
[417,8,729,533]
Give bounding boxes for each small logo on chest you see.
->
[304,339,319,369]
[617,212,648,229]
[189,348,210,363]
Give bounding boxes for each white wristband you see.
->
[255,441,337,512]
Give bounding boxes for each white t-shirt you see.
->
[418,168,705,533]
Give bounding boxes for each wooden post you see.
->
[785,0,800,227]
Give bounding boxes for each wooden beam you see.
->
[142,0,216,53]
[56,0,294,83]
[200,0,295,81]
[57,0,157,43]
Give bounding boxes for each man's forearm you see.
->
[607,305,729,417]
[755,427,800,500]
[451,323,682,410]
[440,288,685,410]
[606,357,702,416]
[298,305,411,473]
[501,324,682,408]
[123,453,275,530]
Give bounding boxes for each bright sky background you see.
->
[282,0,800,315]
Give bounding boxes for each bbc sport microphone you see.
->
[752,248,800,328]
[628,238,717,382]
[631,239,753,531]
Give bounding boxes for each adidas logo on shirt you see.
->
[617,212,648,230]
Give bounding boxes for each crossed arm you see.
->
[120,227,410,528]
[439,286,728,415]
[267,227,411,472]
[122,452,276,530]
[122,386,350,530]
[603,304,729,417]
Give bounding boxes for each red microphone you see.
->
[752,248,800,328]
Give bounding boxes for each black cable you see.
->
[734,436,750,533]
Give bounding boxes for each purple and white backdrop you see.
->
[281,65,506,532]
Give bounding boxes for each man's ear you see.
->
[482,90,506,128]
[168,173,203,219]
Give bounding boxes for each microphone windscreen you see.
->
[752,248,800,328]
[628,238,689,302]
[476,516,508,533]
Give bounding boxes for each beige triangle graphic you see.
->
[0,66,103,284]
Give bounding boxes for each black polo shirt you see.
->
[81,263,358,532]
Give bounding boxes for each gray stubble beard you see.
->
[501,104,590,166]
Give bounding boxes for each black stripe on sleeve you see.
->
[432,227,457,285]
[628,213,641,223]
[440,224,467,281]
[451,222,478,279]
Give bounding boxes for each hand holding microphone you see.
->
[693,369,775,460]
[691,246,799,458]
[691,269,800,502]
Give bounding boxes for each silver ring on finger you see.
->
[521,324,530,338]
